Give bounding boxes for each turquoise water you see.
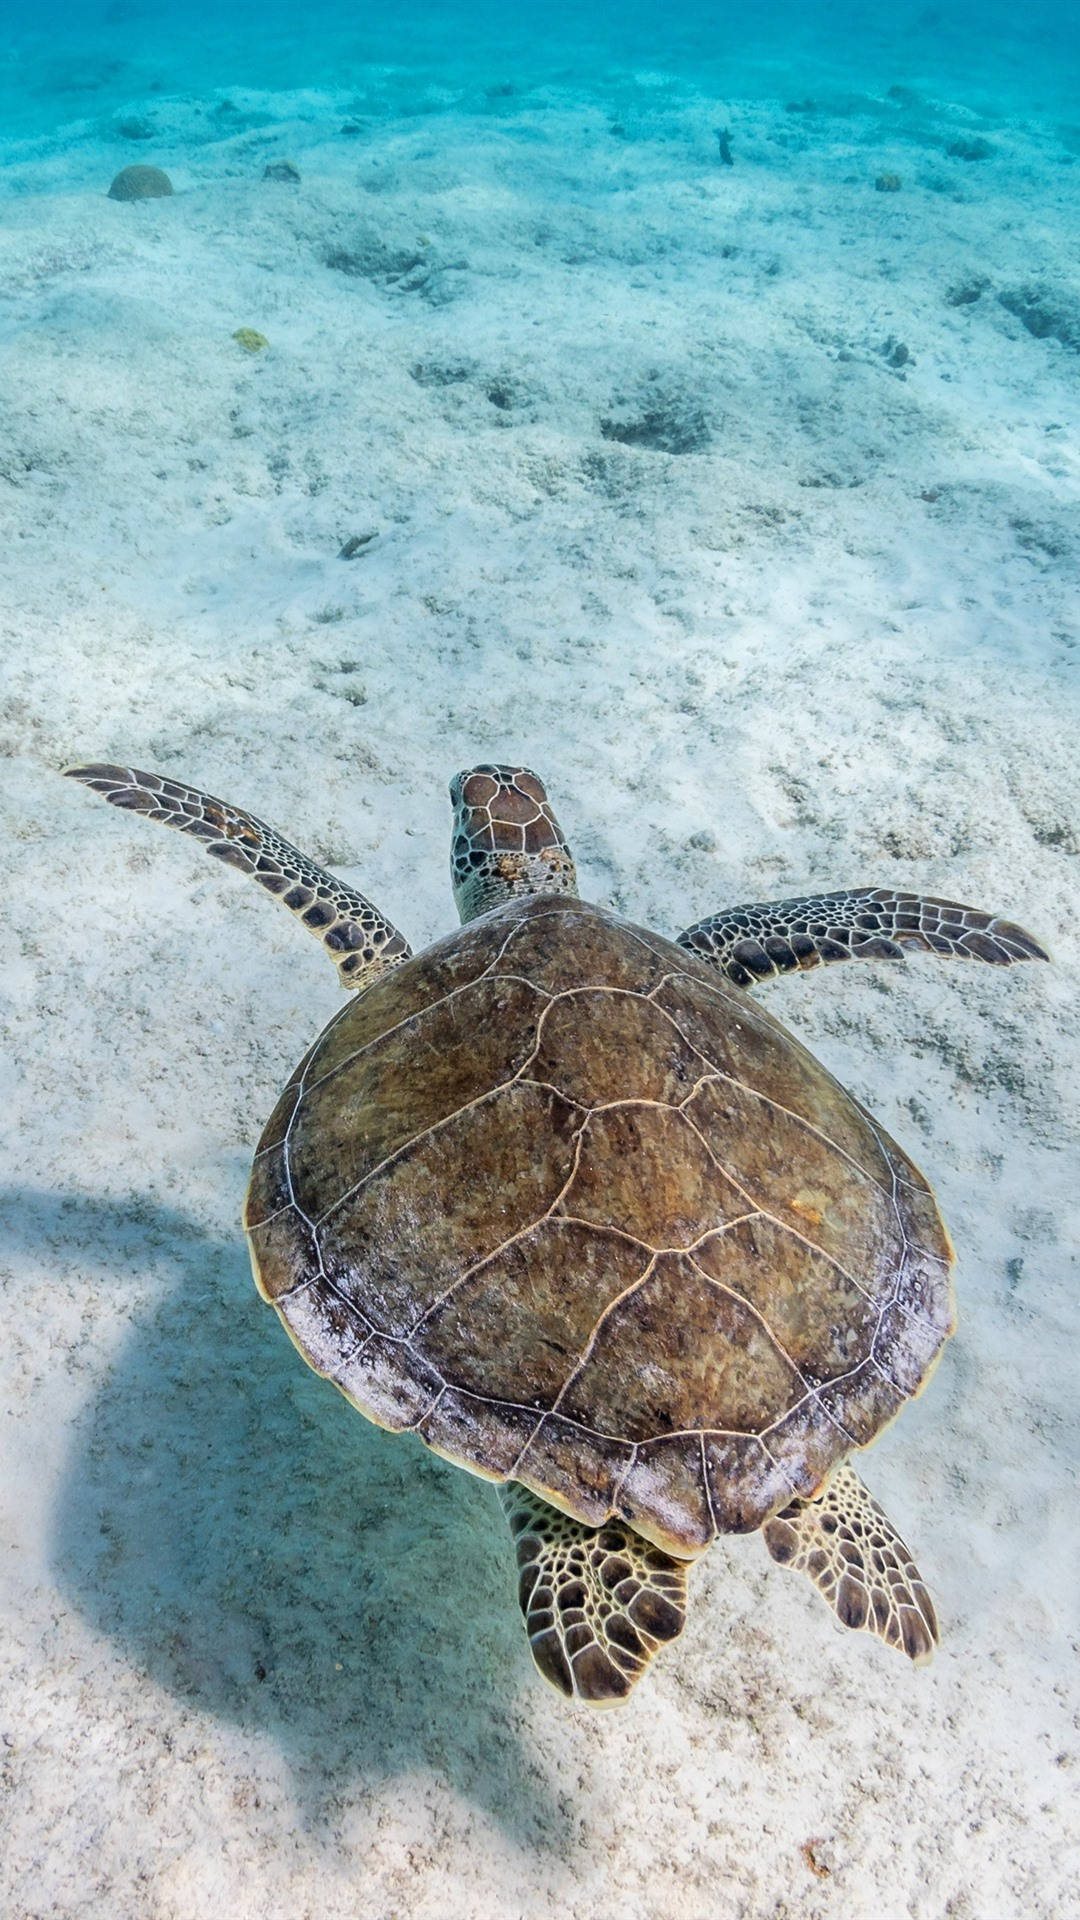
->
[4,2,1078,140]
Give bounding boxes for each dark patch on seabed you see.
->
[18,1188,569,1850]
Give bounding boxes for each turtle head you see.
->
[449,765,579,923]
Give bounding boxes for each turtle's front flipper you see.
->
[677,887,1048,988]
[500,1484,688,1706]
[762,1462,938,1665]
[65,763,411,991]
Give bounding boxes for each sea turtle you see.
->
[66,759,1047,1705]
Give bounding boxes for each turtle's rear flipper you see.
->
[763,1461,938,1664]
[678,887,1049,988]
[500,1485,688,1706]
[65,763,411,992]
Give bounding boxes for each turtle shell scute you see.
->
[244,895,954,1556]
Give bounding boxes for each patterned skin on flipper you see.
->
[64,764,411,991]
[500,1482,688,1704]
[762,1460,939,1664]
[449,765,578,924]
[678,887,1049,988]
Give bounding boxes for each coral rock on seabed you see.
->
[948,136,994,161]
[946,276,990,306]
[107,164,174,201]
[876,172,902,192]
[232,329,269,352]
[264,160,301,182]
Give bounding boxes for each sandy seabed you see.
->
[1,49,1078,1920]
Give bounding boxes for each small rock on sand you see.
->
[107,164,174,201]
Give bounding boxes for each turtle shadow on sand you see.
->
[13,1189,569,1849]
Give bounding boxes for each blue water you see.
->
[3,0,1079,142]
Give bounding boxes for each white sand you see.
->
[1,63,1078,1920]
